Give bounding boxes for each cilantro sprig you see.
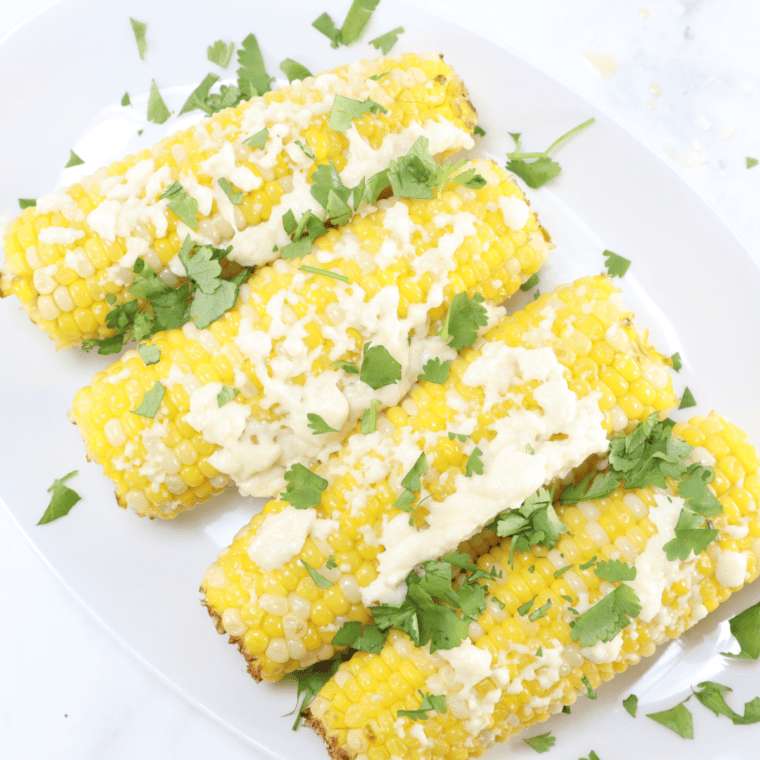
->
[38,471,82,525]
[280,463,328,509]
[312,0,380,48]
[397,691,447,721]
[440,292,488,351]
[523,732,556,753]
[722,600,760,660]
[506,118,595,188]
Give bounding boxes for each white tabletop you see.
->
[1,1,759,759]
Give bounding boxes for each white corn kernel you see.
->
[37,294,61,321]
[259,594,289,616]
[265,638,289,664]
[221,607,247,637]
[104,418,127,447]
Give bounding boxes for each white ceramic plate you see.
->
[1,1,760,758]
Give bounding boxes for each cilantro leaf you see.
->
[137,343,160,365]
[207,40,235,68]
[307,413,338,435]
[398,691,447,721]
[302,559,333,589]
[748,157,759,169]
[236,33,274,100]
[554,564,572,578]
[722,600,760,660]
[581,674,597,699]
[369,26,404,55]
[65,150,84,168]
[518,596,536,616]
[280,58,312,83]
[466,447,484,477]
[579,556,598,571]
[37,471,81,525]
[440,292,488,351]
[520,272,540,292]
[474,125,486,137]
[523,732,556,753]
[295,140,316,161]
[161,181,198,229]
[493,487,565,558]
[129,18,147,60]
[18,198,36,209]
[218,178,243,205]
[331,621,387,653]
[147,81,171,125]
[679,387,697,409]
[299,265,349,283]
[329,95,388,132]
[326,555,337,569]
[131,381,165,418]
[312,12,341,47]
[244,127,269,149]
[603,249,631,278]
[360,343,401,390]
[361,399,381,434]
[506,118,595,189]
[216,386,239,407]
[646,701,693,738]
[529,599,552,622]
[386,136,439,198]
[178,72,221,116]
[569,584,642,647]
[418,357,451,384]
[290,656,345,730]
[692,681,760,725]
[671,351,682,371]
[339,0,380,44]
[581,753,601,760]
[121,92,131,107]
[332,360,359,374]
[401,453,429,493]
[280,463,328,509]
[623,694,638,717]
[178,239,225,292]
[594,559,637,582]
[447,432,470,442]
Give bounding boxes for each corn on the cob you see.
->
[71,160,550,518]
[201,276,676,681]
[306,412,760,760]
[1,52,477,348]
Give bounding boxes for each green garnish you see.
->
[401,453,429,493]
[692,681,760,725]
[440,292,488,351]
[37,471,81,525]
[65,150,84,168]
[554,564,572,578]
[147,81,171,124]
[580,752,601,760]
[679,387,697,409]
[722,600,760,659]
[518,596,536,616]
[523,732,555,753]
[332,360,360,374]
[312,0,380,48]
[121,92,131,106]
[307,413,338,435]
[280,463,328,509]
[529,599,552,622]
[369,71,390,81]
[474,125,486,137]
[326,555,337,569]
[417,357,451,384]
[369,26,404,55]
[280,58,313,83]
[244,127,269,149]
[131,381,165,419]
[671,351,682,371]
[447,432,470,442]
[594,559,637,582]
[217,386,239,407]
[646,701,694,738]
[218,178,243,205]
[129,18,147,60]
[506,117,595,188]
[520,272,540,291]
[569,584,642,647]
[290,656,346,730]
[236,33,274,99]
[603,249,631,278]
[301,559,333,589]
[360,342,402,390]
[329,95,388,132]
[137,344,160,365]
[623,694,638,717]
[280,209,328,259]
[18,198,36,209]
[579,555,598,571]
[581,674,597,699]
[747,157,759,169]
[295,140,316,161]
[161,182,198,229]
[207,40,235,68]
[178,73,221,116]
[465,447,484,477]
[331,621,388,653]
[361,399,381,434]
[397,691,447,721]
[299,265,349,283]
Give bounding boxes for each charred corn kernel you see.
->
[307,413,760,759]
[202,276,676,681]
[72,162,551,518]
[1,53,478,348]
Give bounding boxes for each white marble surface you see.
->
[1,1,759,759]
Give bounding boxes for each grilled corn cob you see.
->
[306,412,760,760]
[1,52,477,348]
[71,160,550,518]
[201,276,676,681]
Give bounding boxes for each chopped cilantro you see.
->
[623,694,638,717]
[518,596,536,616]
[361,399,381,434]
[401,453,428,493]
[65,150,84,168]
[671,351,682,371]
[369,71,389,81]
[506,118,595,188]
[147,81,171,124]
[137,343,160,365]
[529,599,552,622]
[692,681,760,725]
[331,621,387,653]
[580,753,601,760]
[313,0,380,48]
[603,249,631,278]
[280,463,328,509]
[594,559,636,582]
[218,177,243,205]
[465,447,484,477]
[290,655,346,730]
[236,33,274,99]
[299,265,349,283]
[360,342,401,390]
[369,26,404,55]
[569,584,642,647]
[329,95,388,132]
[722,600,760,659]
[121,92,131,107]
[536,646,542,656]
[207,40,235,68]
[161,182,198,229]
[217,386,239,407]
[646,701,693,738]
[307,413,338,435]
[397,691,447,721]
[295,140,316,160]
[311,12,341,47]
[244,127,269,149]
[447,432,470,442]
[520,272,540,291]
[18,198,36,209]
[748,157,759,169]
[474,125,486,136]
[440,292,488,351]
[679,387,697,409]
[554,564,572,578]
[528,565,535,573]
[301,559,333,589]
[131,381,165,418]
[332,360,359,374]
[418,357,451,384]
[581,674,597,699]
[37,471,81,525]
[562,705,571,715]
[178,73,221,116]
[579,555,598,571]
[326,555,337,569]
[280,58,313,83]
[280,209,328,259]
[523,732,555,753]
[526,443,535,454]
[129,18,147,60]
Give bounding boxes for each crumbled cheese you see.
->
[582,632,624,663]
[247,506,317,571]
[716,550,748,588]
[497,195,530,231]
[37,226,85,246]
